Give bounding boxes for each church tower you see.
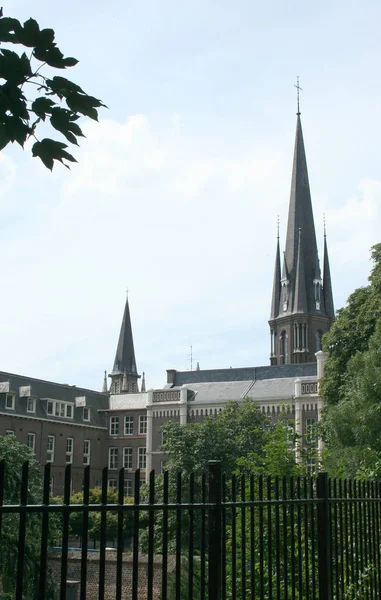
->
[269,103,334,365]
[109,297,140,393]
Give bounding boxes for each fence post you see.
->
[208,461,222,600]
[317,471,332,600]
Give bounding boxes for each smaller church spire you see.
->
[102,370,108,393]
[294,228,307,313]
[141,372,146,393]
[270,223,281,321]
[323,222,335,319]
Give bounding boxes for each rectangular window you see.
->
[66,404,73,418]
[47,435,55,463]
[83,440,91,465]
[110,416,119,436]
[47,400,53,415]
[108,479,117,489]
[95,480,102,489]
[66,437,74,463]
[124,416,133,435]
[27,433,36,452]
[5,394,15,410]
[138,447,146,470]
[139,415,147,434]
[123,447,132,470]
[306,418,317,443]
[124,479,132,497]
[5,430,15,436]
[109,447,118,470]
[83,407,90,421]
[27,398,36,413]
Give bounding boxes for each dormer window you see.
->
[5,394,15,410]
[27,398,36,413]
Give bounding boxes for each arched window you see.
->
[280,331,288,364]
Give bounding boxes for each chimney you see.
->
[166,369,177,385]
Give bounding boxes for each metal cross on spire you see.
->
[294,76,303,115]
[277,215,280,240]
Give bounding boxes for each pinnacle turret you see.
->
[270,234,281,321]
[323,232,335,319]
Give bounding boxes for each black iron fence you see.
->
[0,460,380,599]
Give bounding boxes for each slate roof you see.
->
[0,370,108,429]
[170,363,317,386]
[182,375,316,404]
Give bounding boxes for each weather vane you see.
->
[294,76,303,115]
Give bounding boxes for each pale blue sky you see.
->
[2,1,381,389]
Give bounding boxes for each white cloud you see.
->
[0,114,380,389]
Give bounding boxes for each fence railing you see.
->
[0,460,380,599]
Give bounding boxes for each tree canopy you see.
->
[320,243,381,477]
[321,243,381,406]
[0,12,105,169]
[161,398,272,476]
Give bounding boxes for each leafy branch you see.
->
[0,13,106,169]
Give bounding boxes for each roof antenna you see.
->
[294,76,303,116]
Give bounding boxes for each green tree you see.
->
[0,435,58,598]
[161,398,271,476]
[0,12,105,169]
[321,243,381,406]
[67,487,134,549]
[322,319,381,478]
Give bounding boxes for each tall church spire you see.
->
[268,106,335,364]
[110,297,140,393]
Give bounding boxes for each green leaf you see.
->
[0,84,28,119]
[62,57,78,68]
[0,123,10,150]
[37,28,55,49]
[50,107,80,144]
[2,115,31,146]
[19,18,40,47]
[31,97,56,120]
[0,49,32,85]
[32,138,77,170]
[33,45,64,68]
[0,17,22,43]
[45,76,85,97]
[66,93,105,120]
